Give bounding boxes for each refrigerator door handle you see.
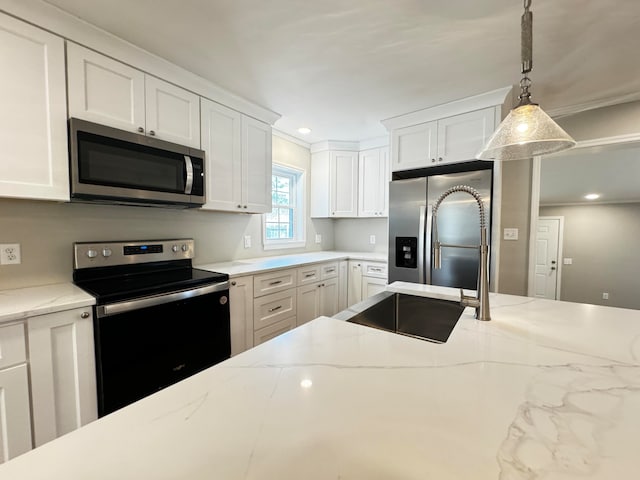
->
[418,204,431,284]
[426,204,433,284]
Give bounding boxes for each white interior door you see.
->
[534,217,562,299]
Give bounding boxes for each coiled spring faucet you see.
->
[432,185,491,321]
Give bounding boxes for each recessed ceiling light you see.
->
[584,193,600,200]
[297,127,311,135]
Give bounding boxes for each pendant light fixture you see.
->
[476,0,576,161]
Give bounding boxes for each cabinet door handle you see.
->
[149,130,156,136]
[231,281,237,286]
[80,311,90,319]
[137,127,144,133]
[438,157,443,162]
[269,280,283,286]
[268,305,282,312]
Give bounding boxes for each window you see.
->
[263,164,305,249]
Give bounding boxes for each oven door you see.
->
[93,283,230,417]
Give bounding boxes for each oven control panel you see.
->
[74,239,194,269]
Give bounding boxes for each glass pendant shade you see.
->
[476,103,576,161]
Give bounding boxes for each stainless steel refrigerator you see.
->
[388,164,493,290]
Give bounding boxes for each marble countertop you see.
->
[1,282,639,479]
[0,283,95,324]
[196,250,387,276]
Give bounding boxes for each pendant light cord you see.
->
[519,0,534,105]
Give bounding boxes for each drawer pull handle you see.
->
[325,268,335,273]
[268,305,282,312]
[305,273,315,278]
[370,268,382,272]
[269,280,283,286]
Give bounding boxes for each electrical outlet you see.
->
[369,235,376,245]
[0,243,21,265]
[563,258,573,265]
[602,292,609,300]
[243,235,251,249]
[315,234,322,244]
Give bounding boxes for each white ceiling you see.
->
[42,0,640,145]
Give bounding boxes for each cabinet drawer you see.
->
[253,269,297,297]
[0,322,27,369]
[254,290,297,330]
[320,262,339,280]
[362,262,387,279]
[253,316,296,347]
[297,265,321,286]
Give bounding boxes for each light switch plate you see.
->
[503,228,519,241]
[315,234,322,244]
[369,235,376,245]
[563,258,573,265]
[243,235,251,249]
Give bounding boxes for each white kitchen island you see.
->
[1,282,639,479]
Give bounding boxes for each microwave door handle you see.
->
[184,155,194,194]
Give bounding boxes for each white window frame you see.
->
[262,164,306,250]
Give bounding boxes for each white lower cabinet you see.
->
[296,277,339,327]
[254,316,296,346]
[0,323,32,463]
[229,276,254,356]
[27,308,98,447]
[347,260,388,308]
[229,260,350,354]
[347,261,363,306]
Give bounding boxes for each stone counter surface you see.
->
[1,283,639,479]
[196,250,387,277]
[0,283,95,324]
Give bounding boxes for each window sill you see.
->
[263,240,306,251]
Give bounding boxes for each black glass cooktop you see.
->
[73,260,228,304]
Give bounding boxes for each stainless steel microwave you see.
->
[69,118,205,208]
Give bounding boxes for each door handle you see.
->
[184,156,194,194]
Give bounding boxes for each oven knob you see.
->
[181,244,189,252]
[102,248,112,257]
[87,249,98,258]
[172,245,179,253]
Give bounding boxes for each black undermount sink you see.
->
[333,291,465,343]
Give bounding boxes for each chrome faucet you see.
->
[432,185,491,321]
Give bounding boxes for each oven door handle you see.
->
[97,281,229,318]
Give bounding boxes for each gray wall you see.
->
[333,218,388,254]
[0,135,334,290]
[540,203,640,309]
[497,159,533,296]
[556,100,640,141]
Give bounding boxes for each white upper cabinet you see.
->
[200,98,272,213]
[67,42,200,148]
[67,42,145,133]
[436,108,495,165]
[311,150,358,218]
[330,151,359,217]
[311,145,388,218]
[242,116,272,214]
[358,146,389,217]
[391,121,437,172]
[391,109,495,171]
[144,75,200,148]
[0,13,69,201]
[200,98,242,211]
